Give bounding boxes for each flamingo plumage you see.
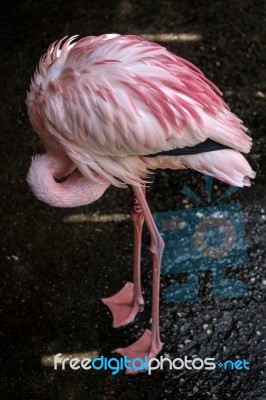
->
[26,34,255,373]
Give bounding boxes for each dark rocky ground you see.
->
[0,0,265,399]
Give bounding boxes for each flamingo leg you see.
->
[101,188,145,327]
[116,186,164,373]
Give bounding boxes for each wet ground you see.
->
[1,0,266,398]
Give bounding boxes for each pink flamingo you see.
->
[26,34,255,372]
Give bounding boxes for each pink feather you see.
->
[26,34,255,206]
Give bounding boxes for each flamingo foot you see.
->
[101,282,144,328]
[115,329,163,374]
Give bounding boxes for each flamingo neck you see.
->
[27,152,110,207]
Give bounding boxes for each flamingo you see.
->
[26,34,255,373]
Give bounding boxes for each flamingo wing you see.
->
[27,34,252,186]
